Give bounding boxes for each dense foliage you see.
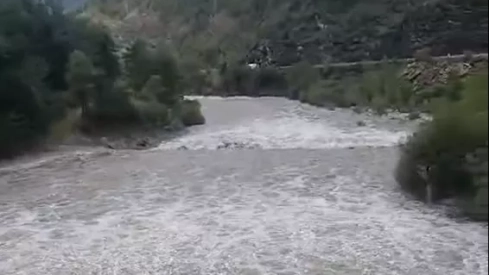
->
[0,0,203,158]
[1,0,74,156]
[395,72,488,220]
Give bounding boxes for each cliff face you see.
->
[86,0,488,66]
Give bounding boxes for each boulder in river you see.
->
[356,120,366,127]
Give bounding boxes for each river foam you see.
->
[159,97,412,150]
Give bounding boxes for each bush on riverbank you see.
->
[180,99,206,126]
[395,71,488,220]
[282,57,487,115]
[218,64,287,97]
[289,62,414,112]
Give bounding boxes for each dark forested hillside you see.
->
[86,0,488,66]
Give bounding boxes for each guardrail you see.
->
[277,53,488,70]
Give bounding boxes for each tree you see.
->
[123,39,153,90]
[66,50,95,117]
[0,0,74,156]
[72,19,121,82]
[141,75,165,101]
[152,45,182,105]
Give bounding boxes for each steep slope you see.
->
[85,0,487,66]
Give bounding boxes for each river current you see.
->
[0,97,487,275]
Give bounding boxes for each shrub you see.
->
[370,95,389,115]
[302,81,329,106]
[180,99,206,126]
[131,99,171,126]
[395,72,488,219]
[253,67,287,94]
[300,81,355,108]
[285,61,320,99]
[221,64,255,95]
[358,64,415,111]
[90,88,138,122]
[462,145,488,220]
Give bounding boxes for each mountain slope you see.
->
[85,0,488,66]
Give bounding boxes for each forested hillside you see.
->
[86,0,488,66]
[0,0,204,158]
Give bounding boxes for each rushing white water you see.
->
[0,97,487,275]
[159,97,412,150]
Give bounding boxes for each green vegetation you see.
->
[180,99,206,126]
[281,56,487,115]
[0,0,203,158]
[83,0,486,107]
[395,72,488,220]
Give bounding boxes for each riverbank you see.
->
[193,53,487,113]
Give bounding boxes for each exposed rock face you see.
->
[247,0,488,66]
[403,60,471,88]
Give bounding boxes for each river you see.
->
[0,97,487,275]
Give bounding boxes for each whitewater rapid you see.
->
[0,97,486,275]
[159,97,414,150]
